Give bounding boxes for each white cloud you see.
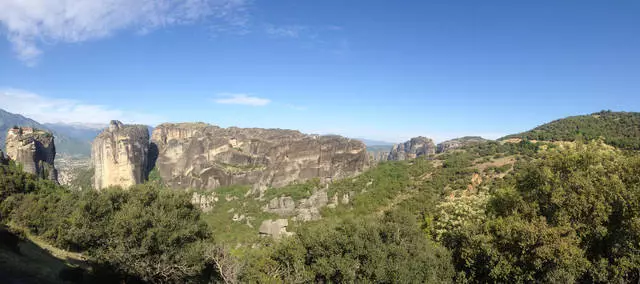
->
[212,93,270,106]
[0,0,248,65]
[0,89,163,126]
[265,24,307,38]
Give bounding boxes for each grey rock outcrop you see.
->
[263,190,331,221]
[92,120,149,190]
[259,219,294,239]
[387,136,436,161]
[191,192,218,212]
[4,127,58,182]
[368,151,390,163]
[151,123,368,192]
[264,196,296,216]
[436,136,489,153]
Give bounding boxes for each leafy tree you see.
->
[244,210,455,283]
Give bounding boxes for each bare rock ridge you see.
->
[92,120,149,190]
[151,123,368,191]
[4,127,58,182]
[436,136,488,153]
[387,136,436,161]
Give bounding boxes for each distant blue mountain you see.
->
[354,138,396,147]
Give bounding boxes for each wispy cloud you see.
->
[284,104,308,111]
[0,89,163,126]
[212,93,271,106]
[265,23,350,55]
[265,24,308,38]
[0,0,249,65]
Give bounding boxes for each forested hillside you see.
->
[502,110,640,149]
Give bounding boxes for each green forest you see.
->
[503,111,640,149]
[2,114,640,283]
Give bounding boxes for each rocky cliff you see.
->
[4,127,58,182]
[436,136,489,153]
[92,120,149,189]
[151,123,368,191]
[387,136,436,161]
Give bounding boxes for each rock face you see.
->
[387,136,436,161]
[151,123,368,191]
[436,136,488,153]
[259,219,294,239]
[92,120,149,190]
[4,127,58,182]
[368,151,390,163]
[263,190,332,221]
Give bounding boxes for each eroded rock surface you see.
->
[259,219,294,239]
[436,136,488,153]
[151,123,368,192]
[92,120,149,189]
[5,127,58,182]
[388,136,436,161]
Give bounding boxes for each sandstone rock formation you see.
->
[92,121,149,190]
[387,136,436,161]
[259,219,294,239]
[368,151,390,163]
[4,127,58,182]
[151,123,368,192]
[436,136,488,153]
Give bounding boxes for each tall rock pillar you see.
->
[92,120,149,190]
[4,127,58,182]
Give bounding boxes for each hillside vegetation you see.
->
[2,112,640,283]
[502,110,640,149]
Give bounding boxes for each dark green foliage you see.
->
[447,141,640,283]
[243,210,454,283]
[503,110,640,149]
[0,161,217,283]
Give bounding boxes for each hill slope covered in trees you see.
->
[502,111,640,149]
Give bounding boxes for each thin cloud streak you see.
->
[212,93,271,106]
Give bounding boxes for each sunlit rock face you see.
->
[387,136,436,161]
[5,127,58,182]
[151,123,368,192]
[92,120,149,190]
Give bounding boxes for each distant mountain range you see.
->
[354,138,396,146]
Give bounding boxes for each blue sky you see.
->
[0,0,639,142]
